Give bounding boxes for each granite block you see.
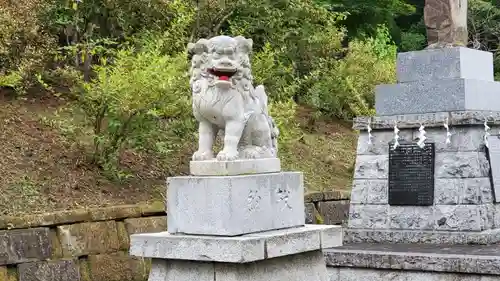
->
[325,242,500,276]
[389,206,434,230]
[350,180,388,204]
[353,155,388,179]
[305,203,316,224]
[423,126,485,152]
[328,268,482,281]
[356,130,413,155]
[434,152,489,178]
[130,225,342,263]
[348,204,388,229]
[487,135,500,202]
[344,228,500,245]
[375,79,500,116]
[0,228,52,265]
[396,47,493,83]
[147,259,214,281]
[57,221,120,257]
[318,201,350,225]
[434,178,493,205]
[148,250,329,281]
[18,260,80,281]
[189,158,281,176]
[215,250,328,281]
[434,205,482,231]
[167,172,304,236]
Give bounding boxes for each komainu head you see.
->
[188,35,253,92]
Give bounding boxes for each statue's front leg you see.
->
[217,120,244,161]
[193,121,216,161]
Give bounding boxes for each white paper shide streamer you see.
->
[417,124,426,148]
[484,118,491,148]
[443,117,452,145]
[392,121,400,150]
[367,120,373,145]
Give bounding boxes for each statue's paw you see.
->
[216,149,239,161]
[192,150,214,161]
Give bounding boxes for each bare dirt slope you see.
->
[0,92,357,216]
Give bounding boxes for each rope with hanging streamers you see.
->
[367,119,373,145]
[444,117,452,145]
[484,117,491,148]
[417,123,426,148]
[392,121,400,150]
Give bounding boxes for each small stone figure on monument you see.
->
[424,0,468,48]
[188,36,279,162]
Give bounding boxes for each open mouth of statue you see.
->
[208,68,237,81]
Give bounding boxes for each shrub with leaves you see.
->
[78,40,192,176]
[304,26,397,119]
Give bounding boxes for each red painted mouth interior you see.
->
[208,68,236,81]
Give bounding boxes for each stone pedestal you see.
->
[130,159,342,281]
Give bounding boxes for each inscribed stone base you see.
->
[167,172,305,236]
[375,78,500,115]
[396,47,493,83]
[189,158,281,176]
[147,250,328,281]
[344,228,500,245]
[130,225,343,263]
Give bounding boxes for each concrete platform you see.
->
[189,158,281,176]
[129,225,342,263]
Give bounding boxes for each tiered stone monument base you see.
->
[131,225,342,281]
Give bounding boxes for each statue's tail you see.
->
[255,85,279,156]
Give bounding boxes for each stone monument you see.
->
[129,35,342,281]
[424,0,468,48]
[326,4,500,280]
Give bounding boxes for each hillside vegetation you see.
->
[1,0,500,215]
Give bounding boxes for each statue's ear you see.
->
[188,39,209,55]
[235,36,253,53]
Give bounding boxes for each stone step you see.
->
[167,171,305,236]
[129,224,342,263]
[325,242,500,276]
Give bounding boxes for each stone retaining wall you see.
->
[0,191,349,281]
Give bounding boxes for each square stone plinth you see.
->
[396,47,494,83]
[147,250,328,281]
[190,158,281,176]
[167,172,305,236]
[129,225,342,263]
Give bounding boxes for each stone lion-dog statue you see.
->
[188,35,279,161]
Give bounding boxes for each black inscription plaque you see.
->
[388,141,435,206]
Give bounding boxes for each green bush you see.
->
[304,26,397,119]
[77,39,192,178]
[0,0,57,93]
